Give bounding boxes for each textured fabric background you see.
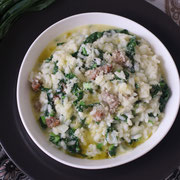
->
[147,0,180,26]
[0,0,180,179]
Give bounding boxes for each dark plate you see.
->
[0,0,180,179]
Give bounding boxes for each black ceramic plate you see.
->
[0,0,180,179]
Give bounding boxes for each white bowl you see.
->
[17,12,180,169]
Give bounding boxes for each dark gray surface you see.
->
[0,0,180,179]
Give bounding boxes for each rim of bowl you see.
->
[17,12,180,169]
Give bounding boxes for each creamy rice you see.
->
[29,25,170,159]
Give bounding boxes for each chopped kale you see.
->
[56,79,66,99]
[76,101,86,112]
[67,139,81,154]
[106,124,116,137]
[112,29,122,33]
[114,114,128,122]
[70,115,76,121]
[98,49,104,60]
[108,144,117,156]
[129,139,138,145]
[160,80,166,88]
[39,116,47,129]
[61,95,66,100]
[96,143,103,151]
[41,88,54,111]
[52,61,58,74]
[118,29,130,35]
[132,109,136,116]
[71,51,78,58]
[73,97,83,106]
[57,42,65,46]
[123,70,130,80]
[126,37,137,59]
[40,86,50,92]
[89,58,103,69]
[150,84,161,98]
[49,111,55,117]
[130,66,135,73]
[65,128,81,154]
[148,120,153,124]
[71,83,84,105]
[134,100,142,108]
[47,92,56,111]
[114,116,120,121]
[49,132,60,145]
[148,113,155,118]
[159,80,171,112]
[76,101,98,112]
[45,55,53,63]
[91,63,97,69]
[71,83,80,94]
[88,89,93,94]
[110,75,123,82]
[84,31,103,44]
[105,29,130,35]
[135,100,142,104]
[80,118,88,128]
[73,90,84,105]
[81,47,88,56]
[44,109,49,117]
[65,73,76,79]
[150,80,171,112]
[135,83,139,89]
[67,127,76,136]
[126,36,139,73]
[120,114,128,121]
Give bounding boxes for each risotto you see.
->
[29,25,170,159]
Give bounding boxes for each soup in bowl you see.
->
[17,13,180,169]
